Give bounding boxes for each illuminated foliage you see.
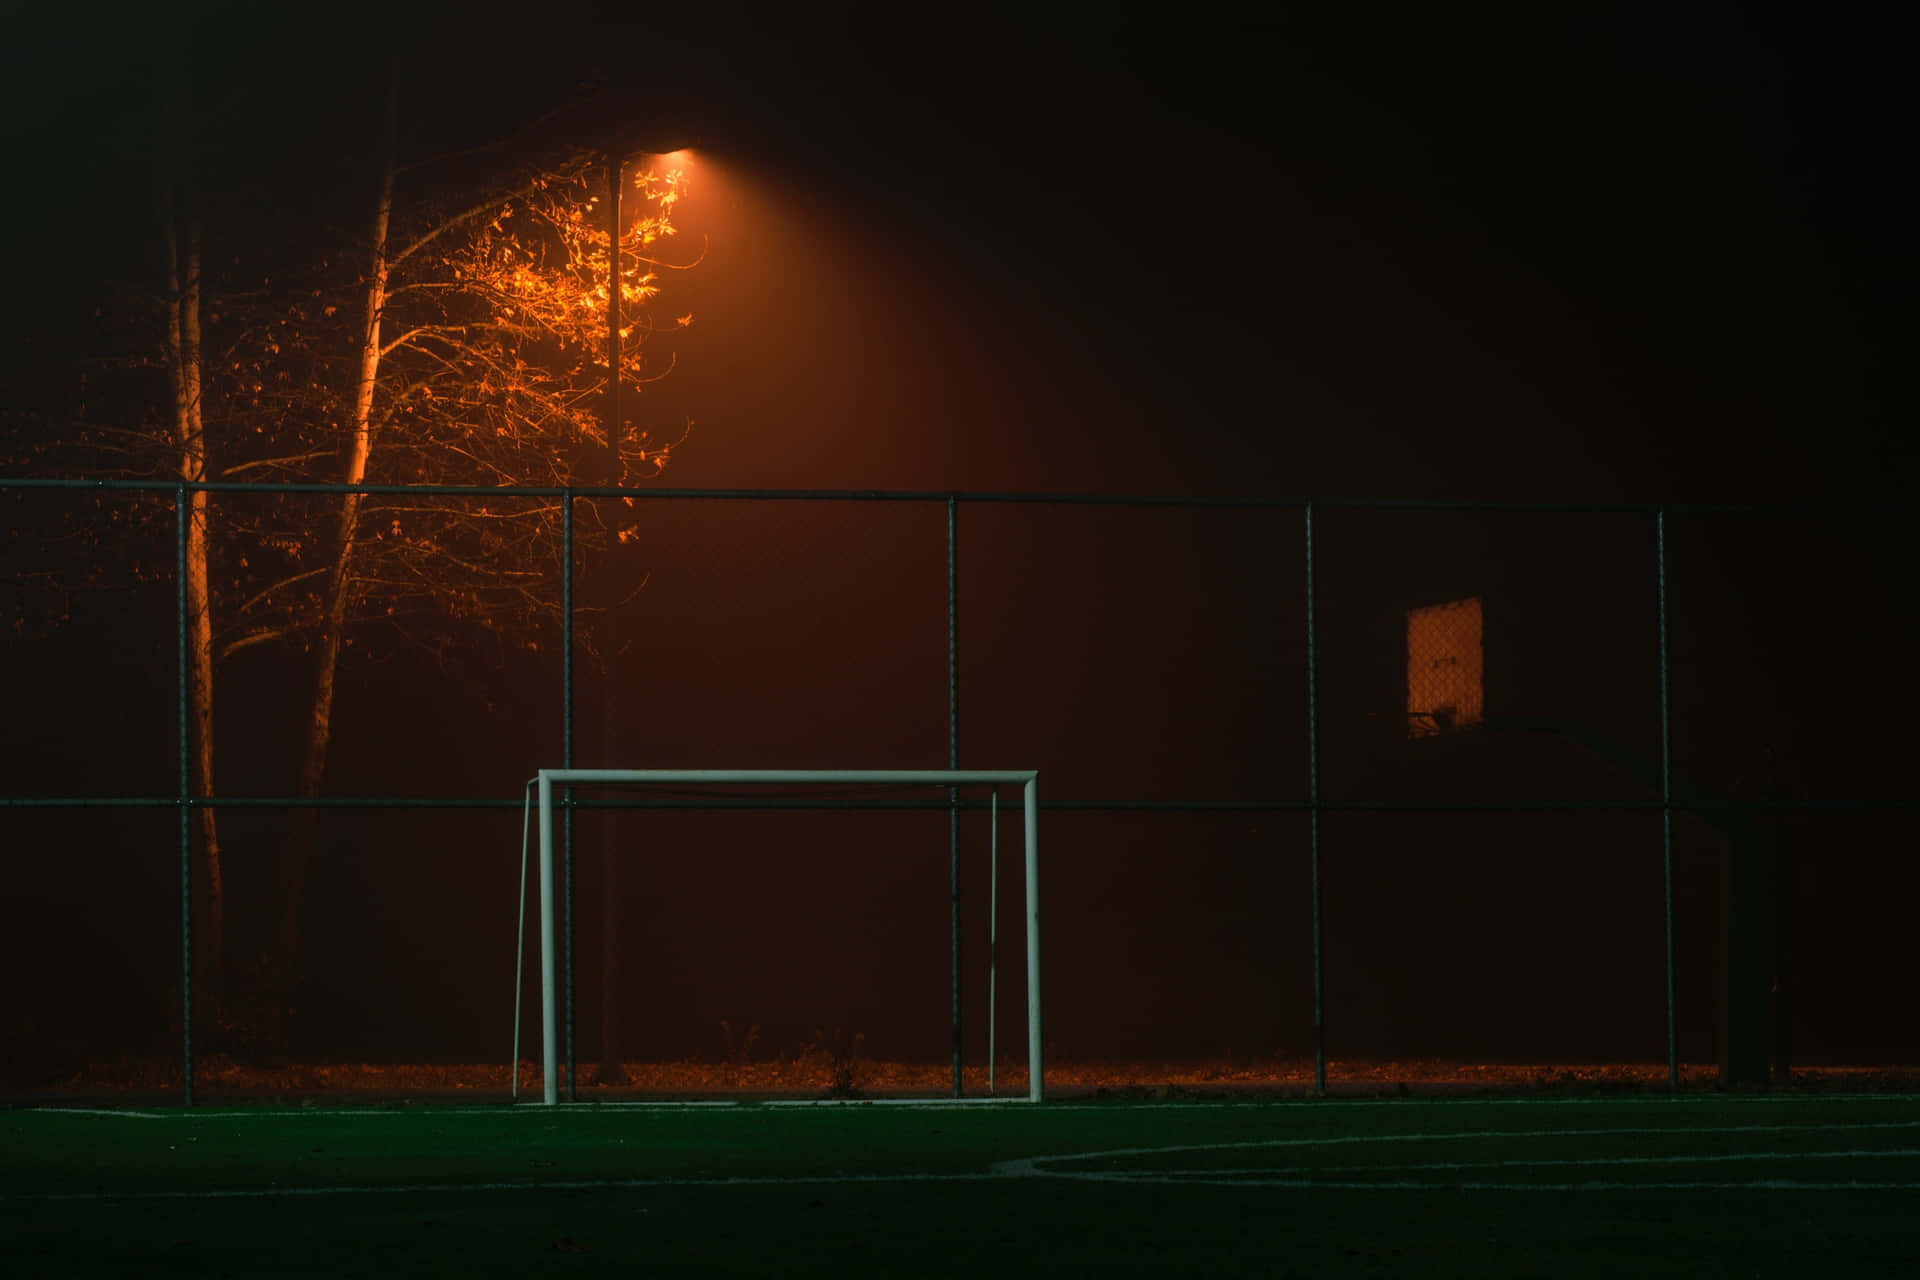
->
[4,148,698,669]
[208,154,701,667]
[0,71,706,1038]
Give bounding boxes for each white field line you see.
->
[1090,1148,1920,1177]
[1045,1178,1920,1191]
[10,1172,1005,1202]
[11,1171,1920,1204]
[22,1093,1920,1121]
[763,1097,1026,1108]
[8,1120,1919,1203]
[990,1120,1920,1191]
[20,1100,1028,1121]
[995,1119,1920,1174]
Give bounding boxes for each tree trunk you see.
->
[279,71,395,984]
[165,203,224,1000]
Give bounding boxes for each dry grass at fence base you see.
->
[14,1056,1920,1100]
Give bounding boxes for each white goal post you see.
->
[532,769,1044,1105]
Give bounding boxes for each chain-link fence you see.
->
[2,479,1912,1102]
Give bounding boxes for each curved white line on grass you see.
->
[993,1121,1920,1189]
[1087,1148,1920,1177]
[10,1121,1920,1202]
[1045,1178,1920,1191]
[995,1119,1920,1173]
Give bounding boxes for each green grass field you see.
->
[6,1094,1917,1276]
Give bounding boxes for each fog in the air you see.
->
[1,6,1912,1087]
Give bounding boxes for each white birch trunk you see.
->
[165,197,223,998]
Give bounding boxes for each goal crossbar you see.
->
[533,768,1043,1105]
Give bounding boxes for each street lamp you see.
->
[592,135,693,1089]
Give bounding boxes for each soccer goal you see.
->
[522,769,1044,1105]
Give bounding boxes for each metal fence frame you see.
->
[0,476,1905,1104]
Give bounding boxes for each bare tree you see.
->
[162,177,225,1000]
[4,59,702,1059]
[0,47,247,1012]
[237,83,701,996]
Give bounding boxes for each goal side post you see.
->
[537,772,558,1106]
[533,768,1042,1106]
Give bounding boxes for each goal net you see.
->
[519,769,1044,1105]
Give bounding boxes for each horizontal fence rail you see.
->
[0,474,1859,514]
[3,795,1913,811]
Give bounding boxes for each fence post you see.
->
[175,485,194,1107]
[1658,507,1677,1090]
[1305,502,1325,1095]
[561,488,575,1101]
[948,494,962,1099]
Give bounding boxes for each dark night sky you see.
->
[3,3,1909,501]
[2,5,1913,1072]
[535,4,1909,502]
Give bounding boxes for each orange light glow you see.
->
[1407,596,1484,738]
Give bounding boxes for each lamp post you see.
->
[590,133,691,1089]
[593,145,629,1088]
